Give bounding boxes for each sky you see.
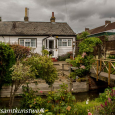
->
[0,0,115,34]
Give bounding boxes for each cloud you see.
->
[0,0,115,33]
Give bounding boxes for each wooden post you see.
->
[108,61,111,86]
[96,60,99,81]
[62,64,64,76]
[98,45,101,59]
[100,59,102,71]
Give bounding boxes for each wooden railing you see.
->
[92,59,115,85]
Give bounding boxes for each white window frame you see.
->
[19,38,37,48]
[58,39,72,47]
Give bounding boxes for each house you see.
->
[77,20,115,57]
[85,20,115,40]
[0,8,76,59]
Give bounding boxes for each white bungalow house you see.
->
[0,8,76,59]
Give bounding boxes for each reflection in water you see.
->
[73,88,105,102]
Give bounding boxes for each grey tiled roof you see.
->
[0,21,76,36]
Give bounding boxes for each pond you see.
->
[0,88,106,108]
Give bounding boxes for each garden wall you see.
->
[1,81,89,97]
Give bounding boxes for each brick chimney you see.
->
[85,28,89,31]
[50,12,56,22]
[105,20,111,25]
[0,17,1,21]
[24,7,29,21]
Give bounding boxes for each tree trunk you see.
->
[9,83,13,109]
[51,84,54,91]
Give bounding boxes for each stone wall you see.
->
[1,81,89,97]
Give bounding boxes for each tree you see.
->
[77,31,90,40]
[0,42,15,97]
[22,55,57,89]
[9,61,36,111]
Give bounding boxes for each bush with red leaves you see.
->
[10,44,31,60]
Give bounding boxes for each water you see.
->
[73,88,105,102]
[0,88,106,108]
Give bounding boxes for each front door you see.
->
[49,40,54,56]
[49,40,54,49]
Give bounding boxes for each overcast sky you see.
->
[0,0,115,34]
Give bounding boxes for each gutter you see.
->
[87,30,115,37]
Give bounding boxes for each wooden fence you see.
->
[92,59,115,85]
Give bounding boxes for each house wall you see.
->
[0,36,46,55]
[0,36,76,57]
[58,36,75,56]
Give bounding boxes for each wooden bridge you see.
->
[91,59,115,85]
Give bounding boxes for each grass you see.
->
[75,99,102,115]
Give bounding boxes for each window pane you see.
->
[25,42,30,47]
[63,42,67,46]
[20,39,24,46]
[58,39,62,46]
[31,39,36,47]
[68,40,71,46]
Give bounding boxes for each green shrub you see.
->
[70,54,93,77]
[42,49,49,56]
[0,42,15,92]
[20,84,77,115]
[22,55,57,86]
[108,55,115,59]
[96,87,115,115]
[46,83,76,115]
[58,52,73,61]
[78,37,102,53]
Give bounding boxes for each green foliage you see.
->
[77,31,90,40]
[78,37,102,53]
[20,84,77,115]
[9,61,36,109]
[20,86,46,115]
[96,87,115,103]
[10,62,35,81]
[70,54,93,77]
[20,86,40,109]
[95,87,115,115]
[20,84,106,115]
[42,49,49,56]
[65,59,71,63]
[0,42,15,88]
[70,37,102,78]
[46,83,76,115]
[75,100,101,115]
[69,72,76,79]
[42,45,45,50]
[22,55,57,85]
[58,52,73,61]
[108,55,115,59]
[10,44,31,61]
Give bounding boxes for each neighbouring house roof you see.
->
[87,32,115,37]
[0,21,76,36]
[78,21,115,37]
[89,22,115,34]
